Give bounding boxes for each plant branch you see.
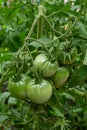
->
[47,18,77,44]
[66,34,87,40]
[24,43,41,83]
[42,14,62,35]
[25,15,39,41]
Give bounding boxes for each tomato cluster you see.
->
[8,41,77,104]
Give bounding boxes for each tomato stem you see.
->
[24,43,41,83]
[37,5,45,38]
[37,15,43,38]
[25,15,39,40]
[42,14,61,35]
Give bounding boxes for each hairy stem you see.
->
[37,5,45,38]
[24,43,41,83]
[42,14,62,35]
[25,15,39,40]
[37,15,43,38]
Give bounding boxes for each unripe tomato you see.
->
[52,67,69,88]
[59,42,77,65]
[27,79,52,104]
[8,76,30,100]
[34,53,58,77]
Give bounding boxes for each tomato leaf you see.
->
[49,107,64,118]
[69,65,87,87]
[75,21,87,36]
[0,115,8,123]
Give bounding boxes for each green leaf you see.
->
[69,65,87,87]
[30,37,52,48]
[60,92,75,101]
[8,97,17,105]
[11,108,21,118]
[0,92,10,103]
[0,115,8,123]
[0,52,14,63]
[70,5,80,11]
[30,41,43,48]
[72,107,82,113]
[75,21,87,36]
[50,107,64,118]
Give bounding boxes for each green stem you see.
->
[47,9,63,18]
[42,14,62,35]
[24,43,41,83]
[37,15,43,38]
[37,5,45,38]
[25,15,39,40]
[66,34,87,40]
[26,5,45,41]
[24,115,35,125]
[14,115,35,127]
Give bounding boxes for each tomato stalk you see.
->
[37,5,45,38]
[42,14,61,35]
[25,15,39,40]
[37,15,43,38]
[24,42,41,83]
[25,5,45,40]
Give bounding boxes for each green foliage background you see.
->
[0,0,87,130]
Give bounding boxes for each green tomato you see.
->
[8,76,30,100]
[59,42,77,65]
[34,53,58,77]
[52,67,69,88]
[27,79,52,104]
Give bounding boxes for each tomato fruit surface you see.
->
[59,42,77,65]
[8,76,30,100]
[27,79,52,104]
[34,53,58,77]
[52,67,69,88]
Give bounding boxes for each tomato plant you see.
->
[0,0,87,130]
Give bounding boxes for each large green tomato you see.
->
[52,67,69,88]
[34,53,58,77]
[8,76,30,100]
[59,42,77,65]
[27,79,52,104]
